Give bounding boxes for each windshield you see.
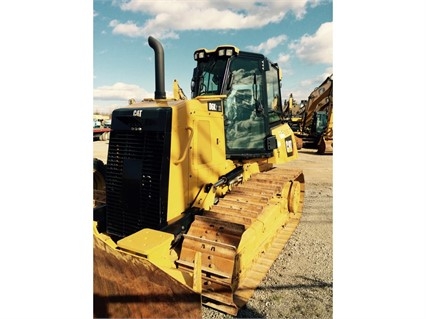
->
[223,57,265,151]
[192,59,228,97]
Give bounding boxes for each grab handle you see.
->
[174,127,193,165]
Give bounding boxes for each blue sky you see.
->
[93,0,333,114]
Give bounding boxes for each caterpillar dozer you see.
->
[93,36,305,317]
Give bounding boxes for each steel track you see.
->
[177,167,305,315]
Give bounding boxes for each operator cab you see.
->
[191,46,284,160]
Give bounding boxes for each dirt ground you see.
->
[93,140,333,319]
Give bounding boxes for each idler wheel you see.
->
[288,181,301,214]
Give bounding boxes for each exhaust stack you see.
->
[148,36,166,100]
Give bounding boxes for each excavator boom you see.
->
[288,74,333,154]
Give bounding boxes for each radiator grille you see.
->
[105,108,171,238]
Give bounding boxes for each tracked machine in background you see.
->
[93,36,305,317]
[285,75,333,154]
[282,93,305,150]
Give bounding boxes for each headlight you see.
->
[215,46,237,57]
[194,49,207,60]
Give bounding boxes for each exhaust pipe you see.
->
[148,36,166,100]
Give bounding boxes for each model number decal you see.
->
[285,136,294,156]
[208,101,222,112]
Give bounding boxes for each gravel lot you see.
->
[93,141,333,319]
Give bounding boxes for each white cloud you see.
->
[110,0,318,39]
[290,71,332,103]
[289,21,333,64]
[277,53,290,65]
[321,66,333,80]
[93,82,151,101]
[303,73,331,89]
[109,19,179,39]
[93,103,124,115]
[301,79,316,87]
[246,35,287,54]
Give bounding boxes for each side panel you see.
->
[167,98,234,221]
[269,122,299,164]
[189,98,236,198]
[167,103,191,221]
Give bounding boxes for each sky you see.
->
[93,0,333,114]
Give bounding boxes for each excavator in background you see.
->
[285,75,333,154]
[282,93,305,150]
[93,36,305,317]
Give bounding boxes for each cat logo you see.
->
[133,110,142,117]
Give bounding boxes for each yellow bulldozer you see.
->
[93,36,305,317]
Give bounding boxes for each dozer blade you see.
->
[177,168,305,315]
[93,235,202,319]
